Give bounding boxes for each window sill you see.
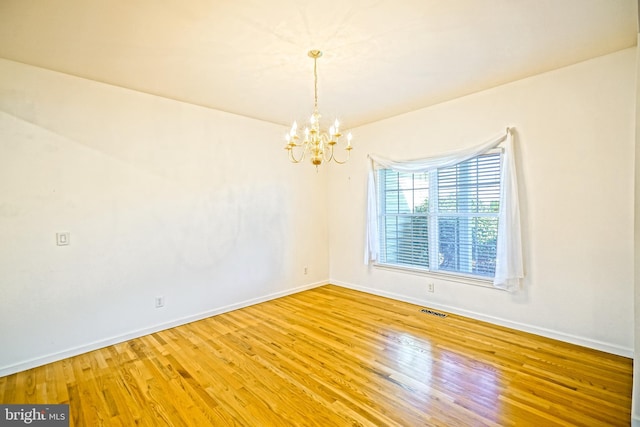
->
[372,263,497,289]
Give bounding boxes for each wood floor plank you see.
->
[0,285,633,426]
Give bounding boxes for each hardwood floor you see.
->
[0,285,633,426]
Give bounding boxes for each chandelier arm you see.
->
[287,146,306,163]
[320,135,333,163]
[324,144,334,163]
[330,147,352,164]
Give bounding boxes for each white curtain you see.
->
[364,128,523,291]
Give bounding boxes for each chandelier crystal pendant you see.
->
[285,50,353,168]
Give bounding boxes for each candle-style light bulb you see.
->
[347,132,353,147]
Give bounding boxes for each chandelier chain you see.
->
[313,55,318,112]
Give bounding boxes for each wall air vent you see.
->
[420,308,447,318]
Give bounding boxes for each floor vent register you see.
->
[420,308,448,318]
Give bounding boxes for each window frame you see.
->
[374,149,503,285]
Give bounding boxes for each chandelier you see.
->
[285,50,353,168]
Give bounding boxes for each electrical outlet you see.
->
[428,283,435,293]
[304,266,308,275]
[56,232,70,246]
[155,296,165,308]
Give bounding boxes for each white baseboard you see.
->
[0,281,327,377]
[331,280,634,358]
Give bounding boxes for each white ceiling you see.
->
[0,0,637,129]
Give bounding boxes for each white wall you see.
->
[329,48,636,356]
[0,59,330,376]
[0,47,635,377]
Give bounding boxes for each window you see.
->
[378,151,502,279]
